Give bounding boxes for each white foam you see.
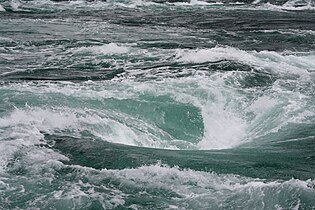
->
[282,0,315,10]
[0,4,5,12]
[248,96,278,114]
[2,164,126,209]
[176,46,313,78]
[254,29,315,36]
[258,1,315,11]
[0,107,76,171]
[189,0,222,6]
[10,0,21,11]
[131,75,249,150]
[79,163,315,209]
[0,107,79,134]
[118,0,159,8]
[229,1,245,5]
[198,104,247,149]
[246,77,315,139]
[1,53,313,150]
[252,0,261,4]
[75,43,129,55]
[3,161,314,209]
[0,77,249,150]
[0,104,182,156]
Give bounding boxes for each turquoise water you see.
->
[0,0,315,209]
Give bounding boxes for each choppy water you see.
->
[0,0,315,209]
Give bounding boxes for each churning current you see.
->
[0,0,315,209]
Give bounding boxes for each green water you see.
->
[0,0,315,209]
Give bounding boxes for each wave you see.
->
[1,42,314,149]
[0,79,246,150]
[98,164,315,209]
[262,0,315,11]
[1,58,314,150]
[167,0,224,6]
[0,45,314,153]
[256,3,315,11]
[0,106,182,152]
[252,29,315,36]
[1,160,315,209]
[73,43,129,55]
[0,0,313,11]
[176,46,315,78]
[0,0,158,12]
[164,0,315,10]
[0,4,5,11]
[62,163,314,209]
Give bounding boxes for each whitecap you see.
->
[0,4,5,12]
[176,46,314,78]
[74,43,129,55]
[258,0,315,11]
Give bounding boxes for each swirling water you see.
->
[0,0,315,209]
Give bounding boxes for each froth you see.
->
[10,0,21,11]
[74,43,129,55]
[198,105,247,149]
[2,160,314,209]
[0,79,249,150]
[92,164,315,209]
[132,76,249,150]
[0,4,5,11]
[0,107,76,171]
[176,47,313,78]
[1,60,313,150]
[265,0,315,11]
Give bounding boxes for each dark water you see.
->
[0,0,315,209]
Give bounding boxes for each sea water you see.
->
[0,0,315,209]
